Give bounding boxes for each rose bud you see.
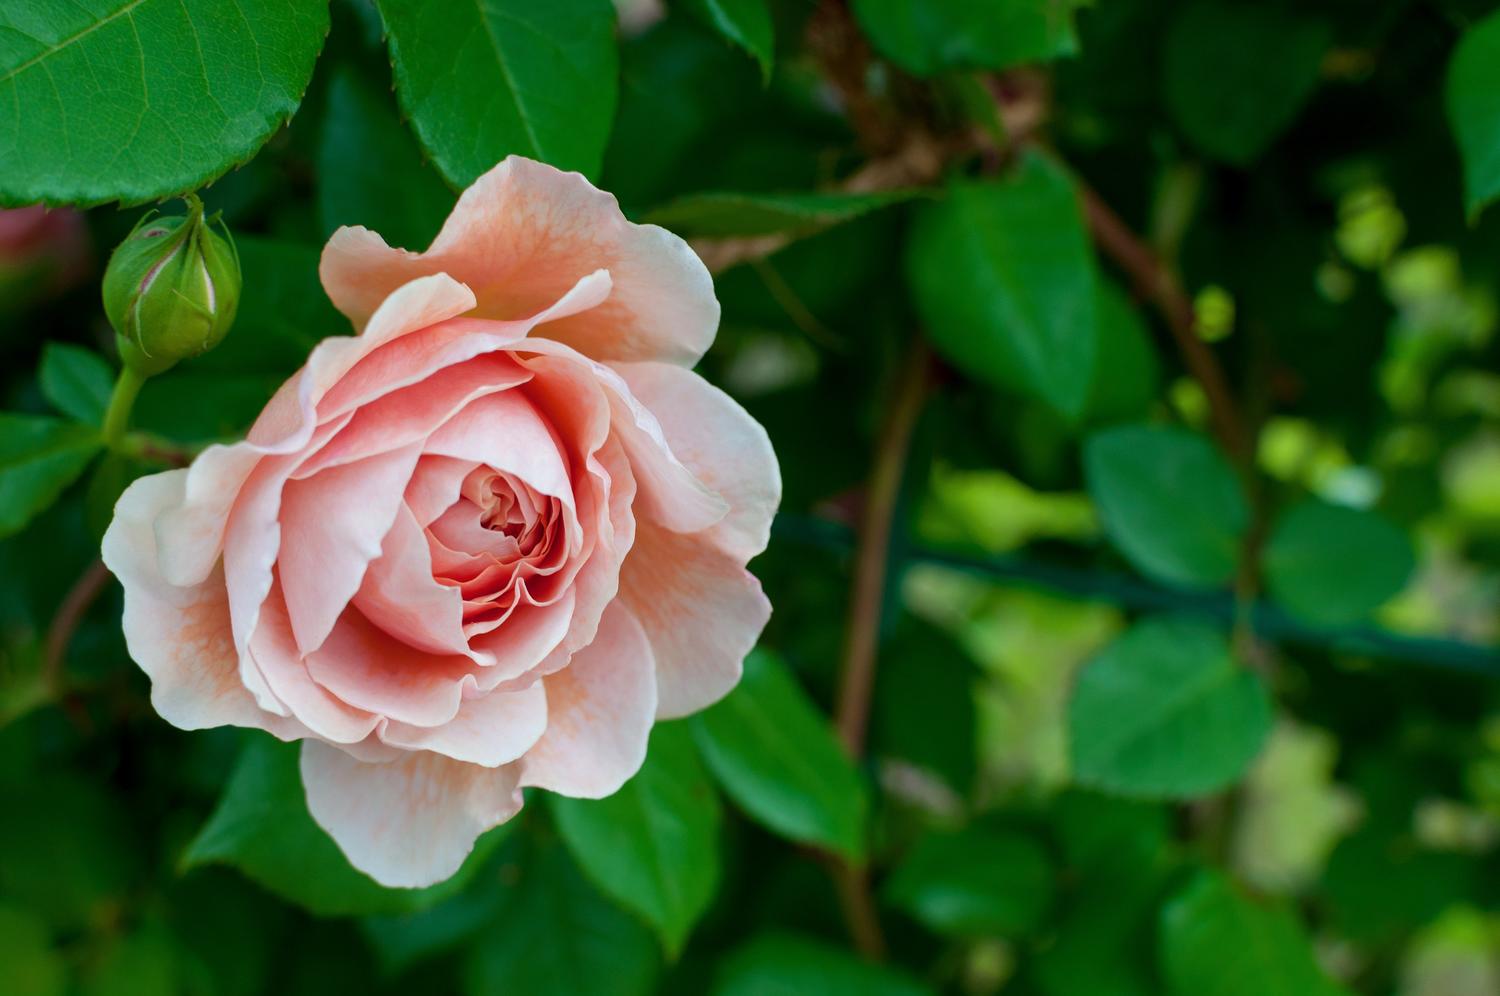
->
[102,195,240,376]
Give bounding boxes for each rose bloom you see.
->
[103,158,780,887]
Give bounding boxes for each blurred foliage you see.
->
[1,0,1499,993]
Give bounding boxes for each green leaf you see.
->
[183,735,506,916]
[361,884,504,978]
[1448,10,1500,217]
[907,153,1098,421]
[1162,2,1329,166]
[852,0,1080,76]
[0,906,66,996]
[642,189,917,239]
[377,0,619,186]
[1264,500,1415,626]
[39,344,114,426]
[550,722,722,955]
[1086,281,1161,423]
[680,0,774,82]
[1083,424,1248,589]
[318,65,453,250]
[692,649,867,859]
[463,835,660,996]
[0,414,100,539]
[0,0,330,206]
[1069,618,1271,798]
[1160,871,1348,996]
[714,934,934,996]
[884,826,1053,937]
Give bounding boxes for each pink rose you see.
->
[103,158,780,887]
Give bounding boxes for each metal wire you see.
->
[773,513,1500,677]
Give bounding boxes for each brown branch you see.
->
[1076,183,1251,462]
[835,338,931,754]
[824,337,932,961]
[43,558,112,725]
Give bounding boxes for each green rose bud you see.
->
[102,194,240,377]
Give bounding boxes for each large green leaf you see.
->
[692,649,867,859]
[39,344,114,427]
[1162,2,1329,165]
[550,722,722,955]
[0,0,330,205]
[1160,871,1348,996]
[1264,500,1415,625]
[377,0,619,185]
[1447,9,1500,217]
[318,65,453,250]
[852,0,1080,76]
[643,189,917,239]
[182,735,507,916]
[0,414,100,539]
[907,154,1098,420]
[680,0,774,82]
[463,835,659,996]
[884,826,1053,937]
[1083,424,1248,589]
[714,934,933,996]
[1069,618,1271,798]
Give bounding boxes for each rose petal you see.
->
[249,585,381,744]
[278,442,425,654]
[308,588,574,727]
[619,521,771,719]
[378,681,547,767]
[519,602,657,797]
[614,361,780,561]
[101,471,306,739]
[155,274,477,589]
[320,157,715,366]
[353,504,467,656]
[301,741,523,888]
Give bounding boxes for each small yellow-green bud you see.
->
[102,195,240,377]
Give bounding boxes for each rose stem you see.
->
[101,365,146,454]
[829,335,933,960]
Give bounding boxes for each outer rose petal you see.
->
[101,471,306,740]
[301,742,523,888]
[319,157,717,366]
[613,361,781,561]
[619,522,771,719]
[519,603,657,797]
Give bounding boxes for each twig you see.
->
[823,338,931,961]
[1076,183,1251,462]
[42,558,112,725]
[835,338,932,754]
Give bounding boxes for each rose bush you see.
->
[102,157,780,887]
